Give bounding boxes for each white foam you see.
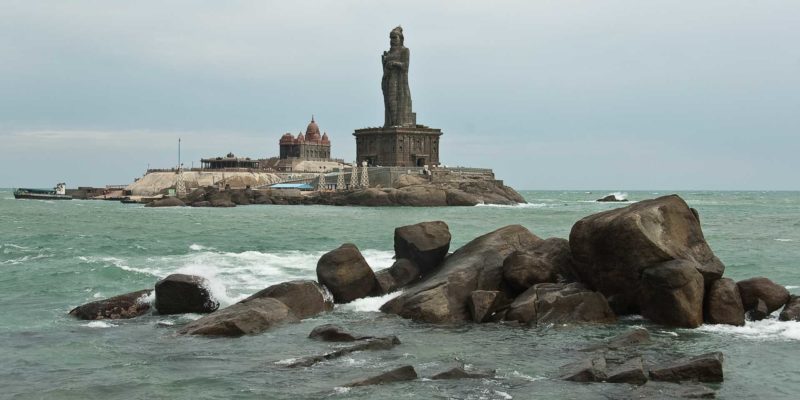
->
[333,387,351,394]
[189,243,211,251]
[340,291,403,313]
[474,202,547,208]
[698,318,800,341]
[494,391,513,399]
[92,292,103,298]
[507,370,544,382]
[786,286,799,290]
[84,321,115,328]
[775,239,794,242]
[275,357,299,366]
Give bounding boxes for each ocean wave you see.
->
[81,248,396,308]
[1,253,52,265]
[84,321,116,328]
[775,239,794,242]
[475,203,547,208]
[339,291,403,313]
[697,318,800,341]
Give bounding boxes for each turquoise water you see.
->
[1,189,799,399]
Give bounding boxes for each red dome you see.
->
[305,116,321,143]
[296,132,305,142]
[280,133,295,144]
[321,132,330,144]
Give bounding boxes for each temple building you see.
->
[200,152,259,170]
[279,116,331,161]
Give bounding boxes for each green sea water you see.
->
[1,189,799,399]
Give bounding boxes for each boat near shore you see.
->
[13,183,73,200]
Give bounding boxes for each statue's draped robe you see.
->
[382,46,413,127]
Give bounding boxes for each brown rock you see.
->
[737,277,790,314]
[746,298,769,321]
[243,280,333,319]
[640,260,705,328]
[607,356,648,385]
[308,324,370,342]
[69,289,152,320]
[468,290,504,323]
[344,365,418,387]
[634,381,717,399]
[559,356,607,382]
[502,251,557,294]
[316,244,378,303]
[569,195,725,315]
[375,259,421,294]
[178,298,298,337]
[154,274,218,315]
[394,221,451,274]
[649,352,724,383]
[286,336,400,368]
[779,295,800,321]
[505,283,615,325]
[380,225,541,323]
[704,278,745,326]
[145,197,185,207]
[431,364,495,380]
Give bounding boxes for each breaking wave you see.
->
[698,318,800,341]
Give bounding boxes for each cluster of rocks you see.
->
[280,324,493,388]
[558,328,722,395]
[146,175,525,208]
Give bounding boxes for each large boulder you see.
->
[704,278,745,326]
[639,260,705,328]
[375,259,421,294]
[243,280,333,319]
[381,225,541,323]
[178,298,298,337]
[502,238,575,294]
[505,283,616,325]
[154,274,218,315]
[69,289,152,320]
[394,221,451,274]
[316,244,378,303]
[344,365,418,387]
[737,277,790,315]
[649,352,724,383]
[308,324,371,342]
[779,295,800,321]
[569,195,724,315]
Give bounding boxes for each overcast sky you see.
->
[1,0,798,190]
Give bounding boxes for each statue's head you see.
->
[390,26,404,47]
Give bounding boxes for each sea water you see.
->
[1,190,798,399]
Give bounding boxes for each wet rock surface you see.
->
[737,277,790,314]
[243,280,333,319]
[649,352,724,383]
[285,336,401,368]
[178,298,299,337]
[344,365,418,387]
[779,295,800,321]
[308,324,371,342]
[393,221,451,274]
[505,283,615,325]
[639,260,705,328]
[316,244,378,303]
[704,277,745,326]
[69,289,152,320]
[154,274,218,315]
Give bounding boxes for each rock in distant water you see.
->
[704,278,745,326]
[154,274,218,315]
[569,195,725,317]
[639,260,705,328]
[505,283,616,325]
[596,194,628,202]
[316,244,378,303]
[145,197,185,207]
[779,295,800,321]
[344,365,418,387]
[380,225,541,323]
[737,277,790,315]
[178,298,298,337]
[69,289,152,320]
[394,221,451,274]
[243,280,333,319]
[649,352,724,383]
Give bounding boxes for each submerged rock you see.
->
[178,298,298,337]
[316,244,378,303]
[431,363,495,380]
[582,328,651,352]
[704,278,745,326]
[308,324,371,342]
[154,274,218,315]
[344,365,418,387]
[286,336,401,368]
[606,356,648,385]
[69,289,152,320]
[649,352,724,383]
[243,280,333,319]
[569,195,724,316]
[633,381,717,399]
[559,356,607,382]
[380,225,541,323]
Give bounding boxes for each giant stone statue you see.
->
[382,26,415,127]
[353,26,441,168]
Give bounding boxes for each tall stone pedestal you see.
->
[353,126,442,167]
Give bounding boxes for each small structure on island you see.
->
[336,168,346,191]
[350,161,359,189]
[200,153,260,170]
[353,26,442,167]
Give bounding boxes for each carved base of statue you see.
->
[353,125,442,167]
